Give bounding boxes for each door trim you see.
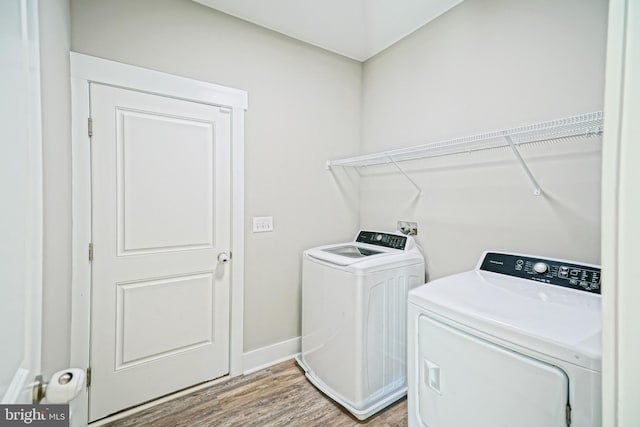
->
[70,53,247,425]
[602,0,640,425]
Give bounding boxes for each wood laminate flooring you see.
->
[102,359,407,427]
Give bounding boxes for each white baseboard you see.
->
[1,368,29,403]
[242,336,301,375]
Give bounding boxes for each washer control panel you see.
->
[356,231,407,250]
[480,252,601,294]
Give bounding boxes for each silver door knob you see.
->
[217,252,230,264]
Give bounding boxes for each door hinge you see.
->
[566,403,572,426]
[86,367,92,388]
[88,117,93,137]
[88,243,94,262]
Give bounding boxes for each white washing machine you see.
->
[296,230,425,420]
[407,251,601,427]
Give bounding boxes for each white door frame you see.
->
[69,53,247,425]
[601,0,640,425]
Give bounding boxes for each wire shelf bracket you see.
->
[504,135,542,196]
[326,111,603,197]
[386,154,424,196]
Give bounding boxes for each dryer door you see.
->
[417,315,569,427]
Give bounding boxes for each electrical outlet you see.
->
[397,221,418,236]
[253,216,273,233]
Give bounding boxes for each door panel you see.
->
[417,314,568,427]
[115,273,215,368]
[89,84,231,421]
[0,0,42,404]
[118,109,215,254]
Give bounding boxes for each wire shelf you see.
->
[327,111,603,168]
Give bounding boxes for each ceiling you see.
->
[193,0,463,61]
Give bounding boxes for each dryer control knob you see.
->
[533,262,549,274]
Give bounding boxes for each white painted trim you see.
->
[69,59,92,427]
[242,337,301,375]
[70,53,247,109]
[229,106,245,377]
[69,53,247,426]
[1,368,30,404]
[602,1,640,426]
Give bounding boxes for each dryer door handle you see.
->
[424,358,441,394]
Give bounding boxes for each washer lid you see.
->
[408,270,601,370]
[321,244,384,258]
[305,243,402,267]
[304,230,424,270]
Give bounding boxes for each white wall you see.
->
[360,0,608,280]
[39,0,72,377]
[70,0,362,353]
[63,0,608,369]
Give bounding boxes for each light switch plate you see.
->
[253,216,273,233]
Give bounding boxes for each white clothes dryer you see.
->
[297,230,425,420]
[407,251,601,427]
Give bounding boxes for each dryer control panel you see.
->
[480,252,601,294]
[356,231,407,250]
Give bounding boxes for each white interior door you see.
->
[602,0,640,425]
[89,83,231,421]
[0,0,43,405]
[417,315,569,427]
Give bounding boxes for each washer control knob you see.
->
[533,262,549,274]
